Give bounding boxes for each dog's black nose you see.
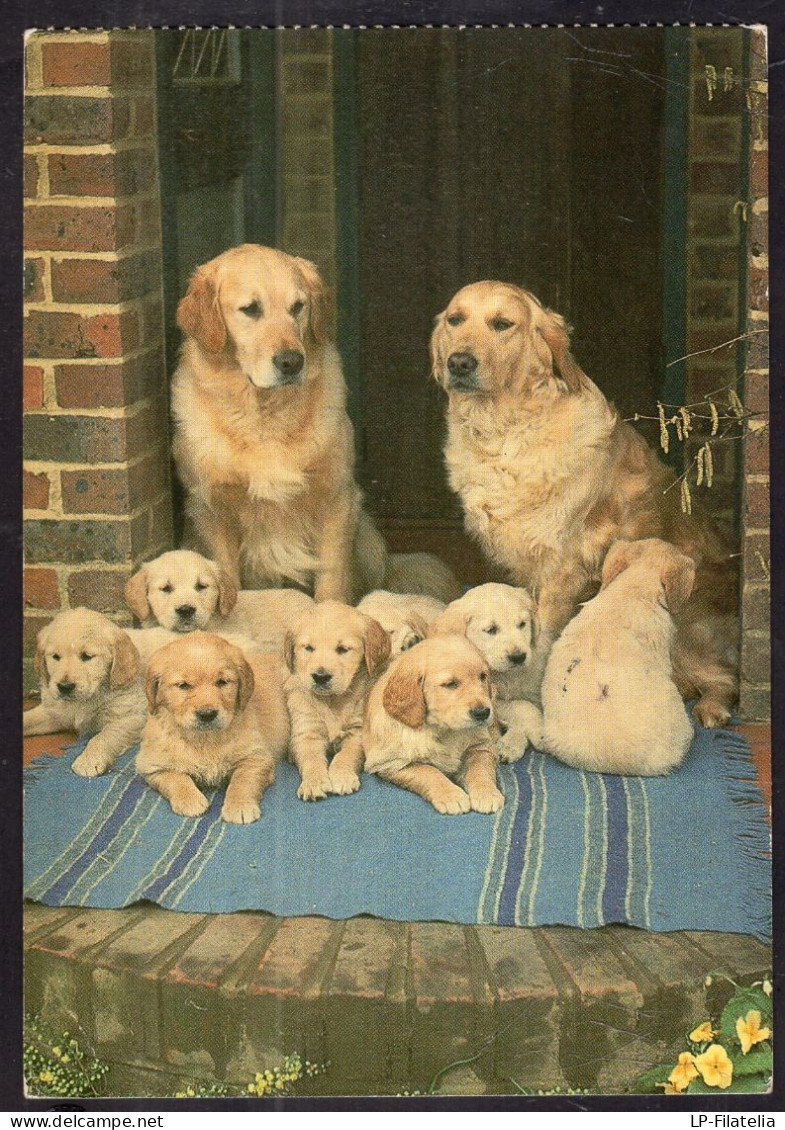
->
[176,604,196,619]
[447,351,478,376]
[470,705,491,723]
[57,680,76,696]
[195,707,219,724]
[312,669,332,687]
[273,349,305,378]
[508,651,528,666]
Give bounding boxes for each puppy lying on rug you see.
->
[428,583,546,762]
[284,601,390,800]
[363,636,504,815]
[541,538,696,775]
[138,632,289,823]
[24,608,147,778]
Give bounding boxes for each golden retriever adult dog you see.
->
[363,636,504,815]
[137,633,289,823]
[428,583,546,762]
[24,608,146,777]
[284,601,390,800]
[431,280,738,727]
[125,548,314,650]
[541,539,696,775]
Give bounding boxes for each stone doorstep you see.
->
[23,903,771,1098]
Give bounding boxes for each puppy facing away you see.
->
[428,583,546,762]
[431,280,739,727]
[24,608,146,778]
[363,636,504,816]
[137,633,289,823]
[284,601,390,800]
[357,589,446,658]
[125,549,314,651]
[541,539,696,775]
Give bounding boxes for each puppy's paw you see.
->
[222,799,261,824]
[72,751,112,777]
[328,764,361,795]
[297,769,332,801]
[498,729,529,763]
[170,790,210,818]
[693,698,732,729]
[431,784,472,816]
[469,784,505,814]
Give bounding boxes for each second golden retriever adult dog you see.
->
[431,280,738,727]
[138,633,289,823]
[172,244,387,602]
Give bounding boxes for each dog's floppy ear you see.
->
[601,540,640,590]
[661,553,697,614]
[537,308,587,394]
[34,623,51,683]
[110,628,141,690]
[145,653,164,713]
[429,311,448,389]
[528,603,541,646]
[383,651,427,729]
[427,602,470,638]
[363,614,391,676]
[234,654,256,713]
[283,629,297,673]
[124,566,150,622]
[177,267,227,355]
[294,257,328,345]
[214,565,238,619]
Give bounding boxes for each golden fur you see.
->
[24,608,147,778]
[542,539,696,774]
[284,600,390,799]
[431,280,738,726]
[363,636,503,815]
[357,589,447,657]
[137,633,289,823]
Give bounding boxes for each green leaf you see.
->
[719,987,772,1039]
[630,1064,674,1094]
[732,1046,773,1077]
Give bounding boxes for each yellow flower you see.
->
[38,1070,54,1084]
[695,1044,733,1089]
[52,1047,62,1058]
[668,1052,699,1092]
[656,1081,680,1095]
[736,1010,771,1055]
[689,1022,716,1043]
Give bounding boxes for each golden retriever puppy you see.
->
[171,244,388,602]
[125,549,314,651]
[284,601,390,800]
[24,608,146,778]
[428,583,546,762]
[431,280,738,727]
[363,636,504,815]
[137,633,289,823]
[541,539,696,775]
[357,589,446,658]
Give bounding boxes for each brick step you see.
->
[24,903,771,1097]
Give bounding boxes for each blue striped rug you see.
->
[24,726,770,939]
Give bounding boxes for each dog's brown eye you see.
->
[194,581,208,591]
[442,678,459,690]
[336,644,350,655]
[177,681,192,691]
[491,317,514,332]
[289,300,304,317]
[446,313,464,327]
[80,652,93,662]
[484,624,499,636]
[161,583,173,594]
[239,301,262,319]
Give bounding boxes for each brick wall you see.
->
[739,28,770,721]
[23,31,173,693]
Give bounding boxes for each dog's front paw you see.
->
[498,729,528,763]
[431,784,472,815]
[693,698,732,729]
[72,751,112,777]
[328,764,361,795]
[170,790,210,818]
[469,784,505,814]
[222,799,261,824]
[297,769,332,801]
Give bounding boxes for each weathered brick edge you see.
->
[23,31,174,693]
[24,904,771,1097]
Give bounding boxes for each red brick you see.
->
[745,431,769,475]
[24,203,137,253]
[24,154,39,198]
[748,209,768,260]
[125,398,169,455]
[748,266,769,312]
[24,95,131,145]
[61,468,130,515]
[48,148,156,198]
[54,350,164,409]
[41,41,112,87]
[24,567,60,610]
[67,569,128,613]
[749,149,768,200]
[127,453,168,508]
[139,291,163,343]
[24,414,127,463]
[25,518,133,565]
[741,584,770,633]
[744,533,770,581]
[23,469,51,510]
[24,309,139,359]
[744,371,769,415]
[744,478,769,525]
[24,614,54,656]
[23,366,45,410]
[749,30,768,82]
[51,250,160,305]
[24,258,46,303]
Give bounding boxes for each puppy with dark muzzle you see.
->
[137,632,289,823]
[363,636,504,815]
[283,601,390,801]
